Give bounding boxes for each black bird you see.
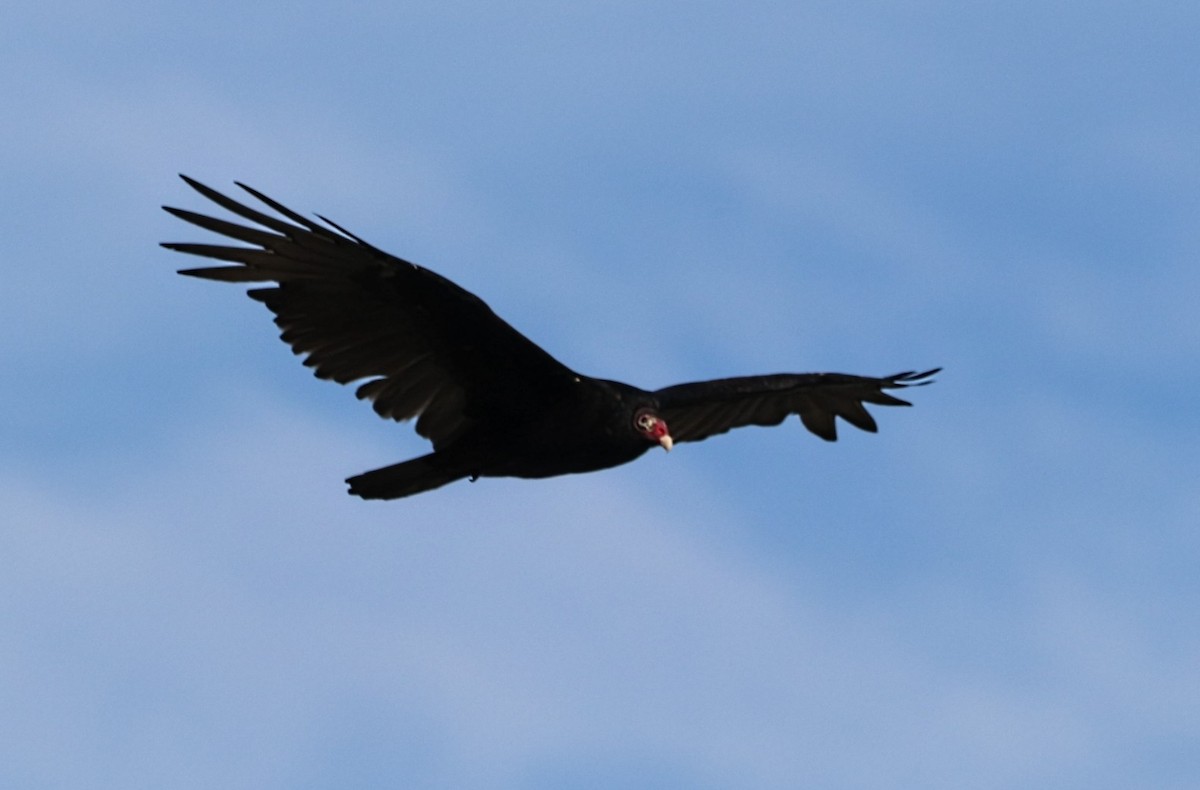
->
[163,176,938,500]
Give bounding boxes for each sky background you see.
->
[3,1,1199,788]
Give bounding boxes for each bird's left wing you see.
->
[654,369,939,443]
[162,176,580,449]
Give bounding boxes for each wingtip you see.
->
[891,367,942,387]
[175,174,233,206]
[234,180,270,203]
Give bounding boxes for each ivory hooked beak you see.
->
[659,433,673,452]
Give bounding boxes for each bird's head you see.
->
[634,408,673,452]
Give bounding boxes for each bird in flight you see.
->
[163,176,938,500]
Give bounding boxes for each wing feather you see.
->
[655,369,939,444]
[163,176,579,449]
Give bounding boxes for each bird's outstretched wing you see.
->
[162,176,579,449]
[654,369,940,443]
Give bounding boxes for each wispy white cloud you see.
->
[3,389,1196,788]
[4,1,1200,788]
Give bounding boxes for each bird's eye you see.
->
[635,411,656,431]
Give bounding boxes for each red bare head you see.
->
[633,408,673,452]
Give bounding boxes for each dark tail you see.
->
[346,453,471,500]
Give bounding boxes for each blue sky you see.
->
[3,1,1199,787]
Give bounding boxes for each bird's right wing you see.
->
[654,369,939,443]
[162,176,580,449]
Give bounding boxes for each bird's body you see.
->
[163,176,937,500]
[348,377,665,499]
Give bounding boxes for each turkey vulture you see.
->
[163,176,938,500]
